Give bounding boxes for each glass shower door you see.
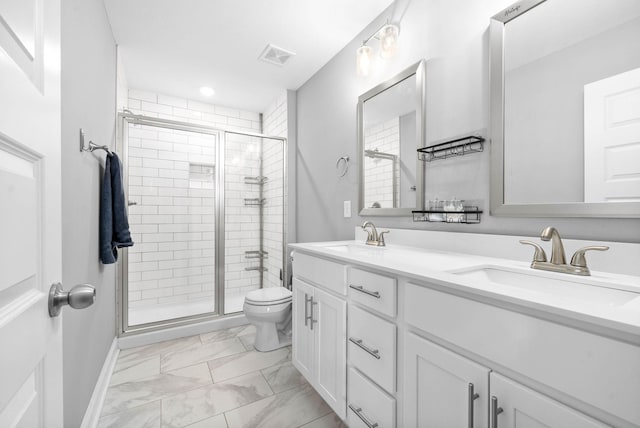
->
[124,121,218,326]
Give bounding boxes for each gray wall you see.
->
[295,0,640,244]
[61,0,117,426]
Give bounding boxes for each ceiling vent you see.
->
[258,44,296,67]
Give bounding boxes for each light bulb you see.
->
[199,86,215,97]
[379,24,399,59]
[356,45,373,77]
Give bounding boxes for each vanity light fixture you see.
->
[356,21,400,77]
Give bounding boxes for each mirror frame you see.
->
[490,0,640,218]
[358,59,426,216]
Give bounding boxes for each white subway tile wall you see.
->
[364,117,400,208]
[261,92,287,289]
[126,89,282,323]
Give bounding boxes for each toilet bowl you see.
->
[243,287,292,352]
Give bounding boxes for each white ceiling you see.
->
[103,0,395,113]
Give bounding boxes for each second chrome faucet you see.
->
[520,227,609,276]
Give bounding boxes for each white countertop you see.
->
[290,240,640,342]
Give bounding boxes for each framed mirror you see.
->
[490,0,640,217]
[358,60,426,216]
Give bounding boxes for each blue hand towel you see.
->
[100,153,133,264]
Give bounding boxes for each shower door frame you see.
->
[116,112,288,336]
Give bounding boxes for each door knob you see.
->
[48,283,96,317]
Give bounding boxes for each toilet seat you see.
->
[245,287,292,306]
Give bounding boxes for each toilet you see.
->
[243,287,292,352]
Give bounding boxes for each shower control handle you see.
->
[48,283,96,317]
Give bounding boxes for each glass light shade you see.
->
[356,45,373,77]
[378,24,399,59]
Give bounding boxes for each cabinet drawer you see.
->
[348,305,396,393]
[348,267,396,317]
[348,367,395,428]
[292,251,346,295]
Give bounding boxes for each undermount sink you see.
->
[451,265,640,308]
[322,243,385,254]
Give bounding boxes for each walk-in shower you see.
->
[116,112,286,335]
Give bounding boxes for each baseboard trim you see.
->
[80,337,119,428]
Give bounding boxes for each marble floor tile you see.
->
[207,347,290,382]
[260,361,307,393]
[200,326,247,343]
[97,400,161,428]
[118,335,202,366]
[238,333,256,351]
[161,337,245,372]
[182,414,228,428]
[162,371,274,428]
[102,363,212,416]
[299,413,348,428]
[236,324,256,337]
[224,383,331,428]
[110,355,160,386]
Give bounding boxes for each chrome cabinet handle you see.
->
[349,337,381,359]
[490,396,503,428]
[304,293,309,327]
[349,284,381,299]
[348,404,379,428]
[309,296,318,330]
[468,383,480,428]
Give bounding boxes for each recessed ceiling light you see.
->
[200,86,215,96]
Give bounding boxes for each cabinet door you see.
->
[489,373,607,428]
[314,287,347,419]
[292,279,314,382]
[404,333,490,428]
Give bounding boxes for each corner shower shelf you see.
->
[417,135,485,162]
[245,250,269,260]
[412,206,483,224]
[244,176,268,184]
[244,198,266,206]
[245,266,268,272]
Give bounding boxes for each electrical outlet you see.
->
[343,200,352,218]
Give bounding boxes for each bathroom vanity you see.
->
[290,230,640,428]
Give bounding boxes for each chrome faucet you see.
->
[361,221,389,246]
[540,226,566,265]
[520,227,609,276]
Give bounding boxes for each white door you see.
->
[404,333,489,428]
[0,0,63,427]
[313,287,346,419]
[490,373,606,428]
[584,67,640,202]
[292,279,314,383]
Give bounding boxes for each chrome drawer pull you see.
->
[349,284,381,299]
[349,337,381,359]
[490,396,503,428]
[468,383,480,428]
[348,404,379,428]
[304,294,311,327]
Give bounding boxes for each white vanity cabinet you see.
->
[291,243,640,428]
[489,373,607,428]
[404,333,489,428]
[291,253,347,419]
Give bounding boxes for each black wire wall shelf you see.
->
[417,135,485,162]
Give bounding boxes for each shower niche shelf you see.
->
[417,135,485,162]
[412,206,483,224]
[245,266,268,272]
